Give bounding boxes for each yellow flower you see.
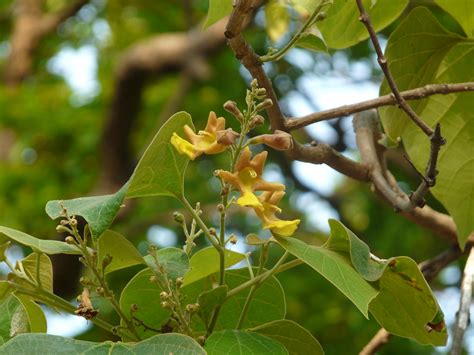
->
[171,111,233,160]
[253,191,300,237]
[216,147,285,207]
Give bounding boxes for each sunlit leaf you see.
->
[45,183,128,240]
[379,7,473,247]
[205,329,288,354]
[0,227,80,255]
[182,247,246,286]
[318,0,408,49]
[295,33,327,52]
[204,0,233,29]
[265,0,290,42]
[126,111,193,199]
[435,0,474,37]
[97,230,144,274]
[0,333,205,354]
[251,320,324,355]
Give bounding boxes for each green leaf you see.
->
[15,295,47,334]
[379,7,473,247]
[275,233,378,317]
[126,111,193,199]
[144,247,189,280]
[182,247,246,286]
[316,220,447,345]
[0,282,11,303]
[45,183,128,240]
[0,333,205,354]
[265,0,290,42]
[205,330,288,355]
[183,268,286,330]
[204,0,233,29]
[196,285,228,327]
[97,230,144,274]
[251,320,324,355]
[18,253,53,293]
[317,0,409,49]
[119,268,169,340]
[0,226,80,255]
[369,257,447,345]
[435,0,474,38]
[0,295,23,345]
[295,33,327,52]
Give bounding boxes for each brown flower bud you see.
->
[223,100,244,122]
[216,128,240,146]
[173,212,185,224]
[251,130,293,151]
[256,99,273,111]
[160,291,169,299]
[250,115,265,128]
[176,277,184,288]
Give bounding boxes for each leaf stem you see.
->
[259,0,331,62]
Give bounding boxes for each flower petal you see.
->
[171,133,199,160]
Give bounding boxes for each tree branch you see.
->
[355,0,434,138]
[285,82,474,130]
[451,246,474,355]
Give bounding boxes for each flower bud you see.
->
[176,277,184,288]
[173,212,185,224]
[130,303,139,312]
[209,228,217,236]
[80,276,92,285]
[229,235,237,245]
[185,303,200,314]
[223,101,244,122]
[65,236,76,244]
[256,99,273,111]
[102,254,113,270]
[70,218,78,227]
[251,130,293,151]
[160,301,170,309]
[250,115,265,128]
[217,204,225,213]
[96,287,105,295]
[216,128,240,146]
[56,225,69,233]
[160,291,169,299]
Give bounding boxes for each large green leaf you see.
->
[205,330,288,355]
[144,247,189,280]
[379,7,473,247]
[317,0,408,49]
[196,285,228,327]
[18,253,53,292]
[182,247,246,286]
[119,268,170,340]
[0,227,80,255]
[331,219,447,345]
[183,268,286,330]
[126,111,193,199]
[97,230,144,274]
[0,333,205,354]
[295,33,327,52]
[275,233,378,317]
[204,0,233,29]
[265,0,290,43]
[45,183,128,240]
[251,320,324,355]
[435,0,474,38]
[0,295,46,346]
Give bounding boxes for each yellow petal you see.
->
[265,219,300,237]
[237,190,261,207]
[170,133,199,160]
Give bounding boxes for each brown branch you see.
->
[354,110,443,212]
[359,328,391,355]
[451,246,474,355]
[355,0,434,138]
[285,82,474,130]
[4,0,89,86]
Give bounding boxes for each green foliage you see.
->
[46,184,128,240]
[127,111,193,199]
[204,0,233,29]
[182,247,246,286]
[379,7,474,247]
[196,285,228,327]
[18,253,53,293]
[97,230,145,274]
[317,0,409,49]
[145,247,190,279]
[250,320,324,355]
[295,33,327,52]
[265,0,290,43]
[204,329,288,354]
[435,0,474,37]
[0,227,80,255]
[0,333,206,354]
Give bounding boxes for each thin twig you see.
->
[451,246,474,355]
[355,0,434,137]
[285,82,474,130]
[359,328,391,355]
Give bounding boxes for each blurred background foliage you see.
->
[0,0,467,353]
